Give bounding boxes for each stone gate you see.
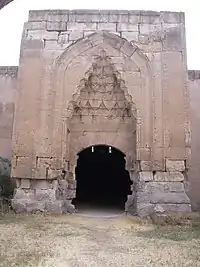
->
[11,10,191,216]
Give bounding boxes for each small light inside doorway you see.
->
[92,146,94,152]
[109,146,112,153]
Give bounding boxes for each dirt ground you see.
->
[0,213,200,267]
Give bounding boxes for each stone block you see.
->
[140,161,153,171]
[29,10,49,21]
[121,31,138,42]
[138,34,150,45]
[45,201,64,214]
[58,32,69,44]
[47,169,62,179]
[16,179,20,188]
[136,181,147,192]
[11,199,45,213]
[138,171,153,182]
[68,31,84,41]
[44,40,60,50]
[31,180,50,190]
[67,22,97,31]
[27,30,59,41]
[13,156,33,179]
[149,181,185,193]
[154,203,191,213]
[150,192,190,204]
[97,23,117,31]
[129,13,140,24]
[47,21,67,31]
[84,31,96,37]
[26,200,45,213]
[24,21,47,30]
[161,12,183,24]
[11,199,27,213]
[139,23,161,35]
[63,200,76,213]
[20,179,31,189]
[140,13,160,24]
[102,31,123,50]
[120,39,137,57]
[21,39,44,51]
[117,23,138,32]
[136,202,154,217]
[65,189,76,199]
[154,172,184,181]
[110,32,121,37]
[14,188,35,200]
[75,12,100,23]
[108,13,129,23]
[35,189,58,201]
[139,24,149,35]
[162,27,183,51]
[184,181,190,193]
[165,159,185,172]
[137,191,151,202]
[151,31,165,42]
[47,11,69,22]
[125,194,136,214]
[67,179,76,190]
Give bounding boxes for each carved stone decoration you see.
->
[69,50,136,122]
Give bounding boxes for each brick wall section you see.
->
[0,66,18,159]
[188,70,200,210]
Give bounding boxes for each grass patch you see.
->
[150,212,200,226]
[136,224,200,241]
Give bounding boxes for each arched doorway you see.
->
[73,145,132,211]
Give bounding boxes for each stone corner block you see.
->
[165,159,185,172]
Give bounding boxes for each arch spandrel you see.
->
[51,31,153,166]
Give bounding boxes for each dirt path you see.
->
[0,213,200,267]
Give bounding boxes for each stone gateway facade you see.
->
[0,9,196,216]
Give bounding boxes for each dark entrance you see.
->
[73,145,132,211]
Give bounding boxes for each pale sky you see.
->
[0,0,199,69]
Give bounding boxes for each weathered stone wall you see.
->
[0,67,18,160]
[13,9,189,174]
[188,70,200,210]
[11,10,191,215]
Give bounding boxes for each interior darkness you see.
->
[73,145,132,210]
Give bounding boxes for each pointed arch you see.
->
[51,31,153,170]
